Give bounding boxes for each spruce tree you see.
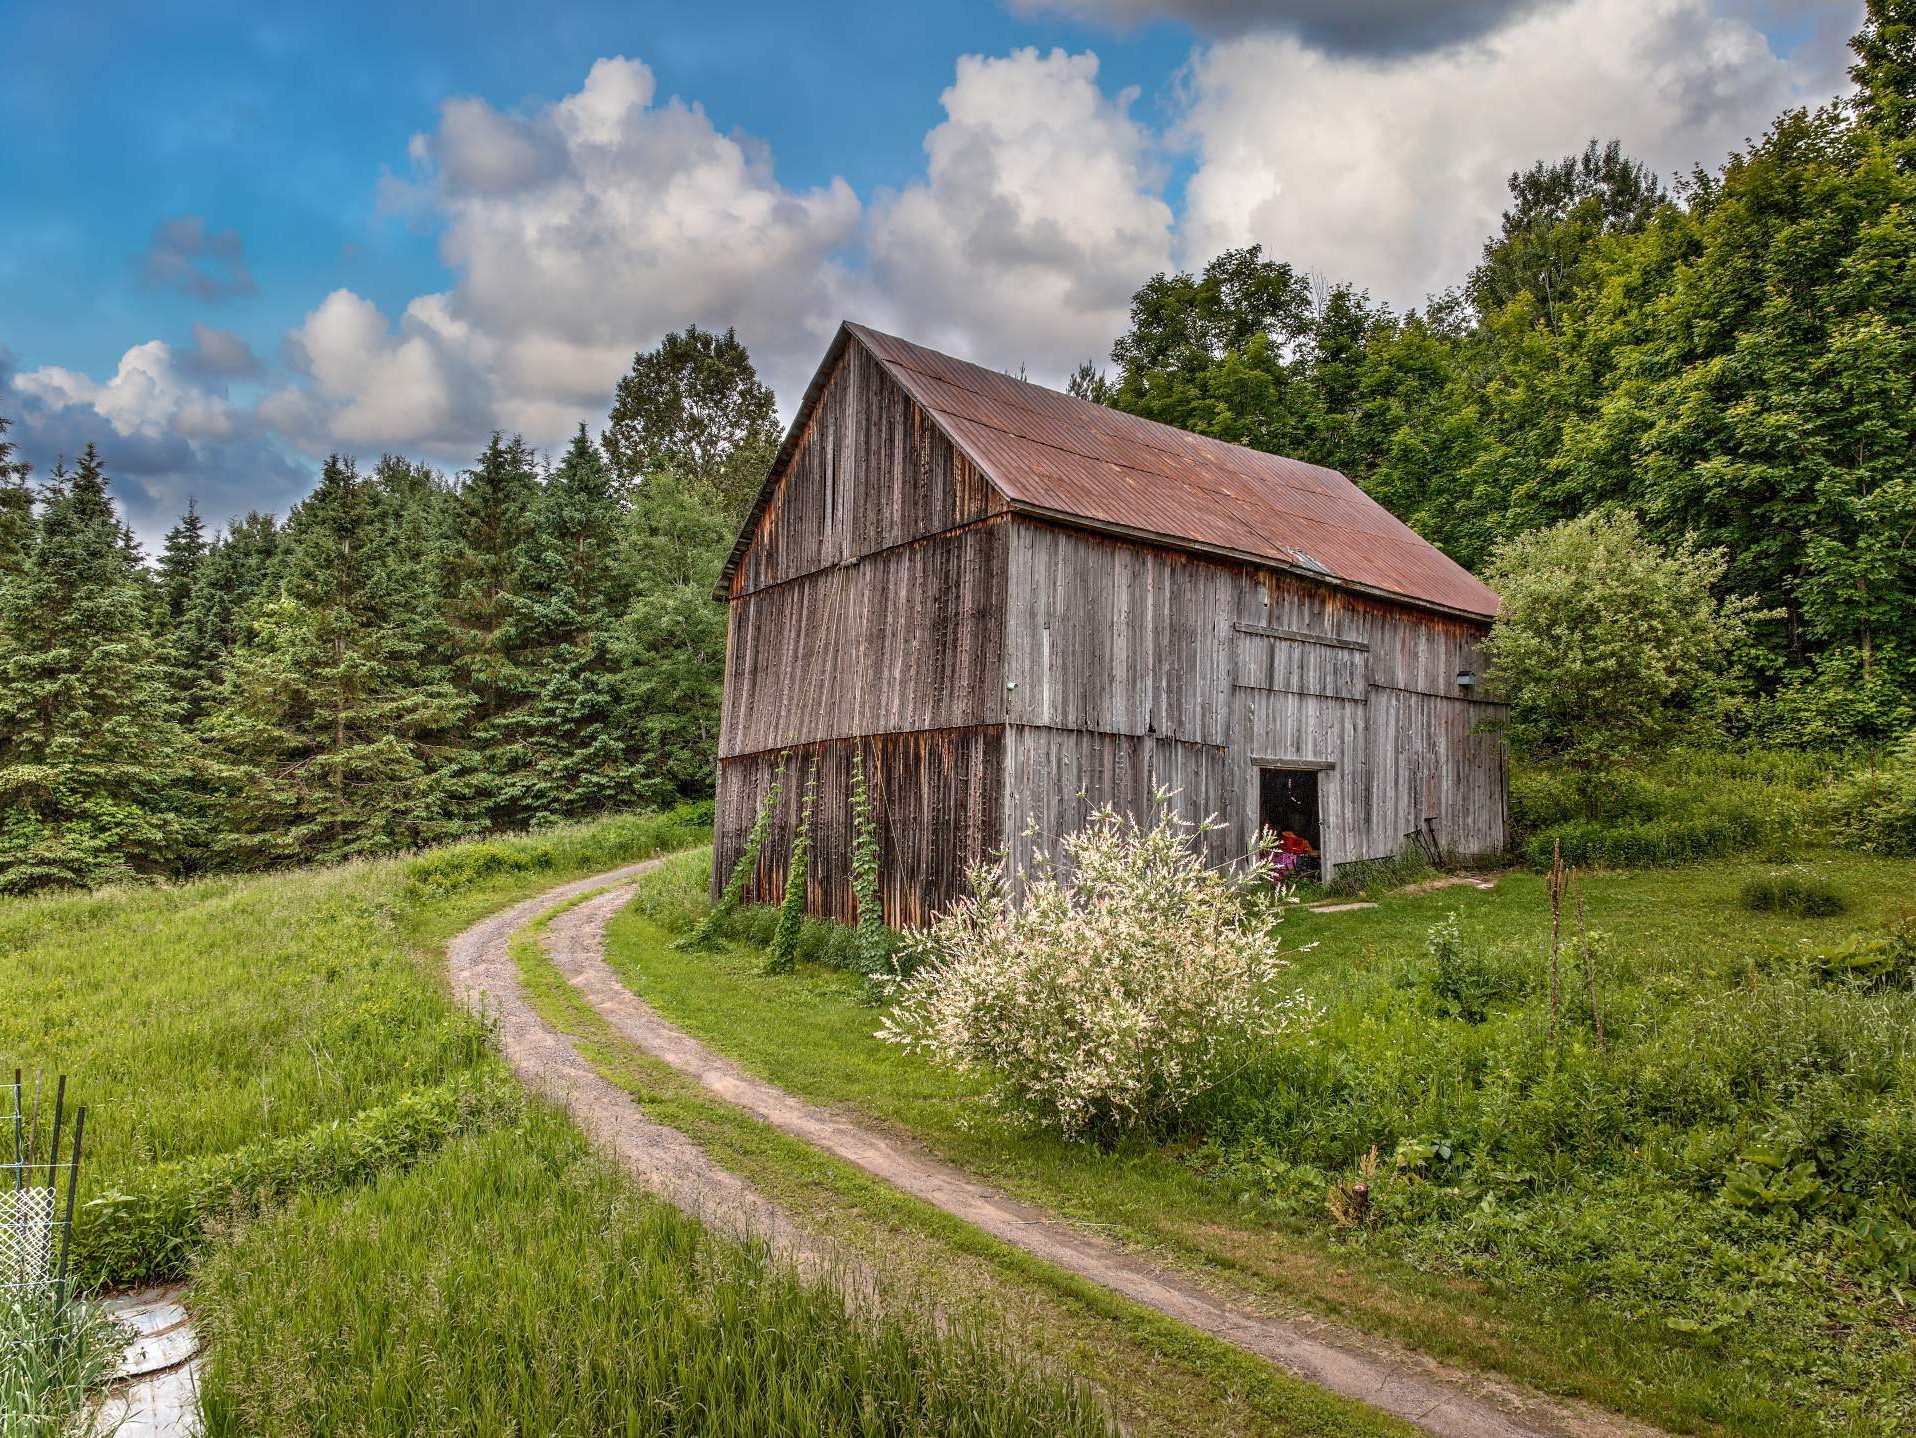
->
[497,425,650,824]
[0,415,32,579]
[180,512,280,719]
[209,456,467,866]
[155,499,211,715]
[0,448,186,892]
[442,433,539,823]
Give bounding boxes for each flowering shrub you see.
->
[877,796,1313,1141]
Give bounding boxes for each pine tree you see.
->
[496,425,651,824]
[180,511,281,719]
[209,456,468,866]
[442,433,540,823]
[0,415,33,579]
[154,498,212,716]
[0,448,186,892]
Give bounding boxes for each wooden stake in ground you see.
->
[1574,868,1605,1055]
[1545,840,1565,1047]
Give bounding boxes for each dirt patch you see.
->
[1392,873,1507,897]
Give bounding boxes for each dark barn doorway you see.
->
[1258,766,1323,881]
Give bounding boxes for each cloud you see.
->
[866,48,1174,380]
[179,322,263,379]
[335,54,864,450]
[15,340,234,441]
[1174,0,1826,308]
[138,216,258,304]
[1012,0,1563,55]
[3,342,306,546]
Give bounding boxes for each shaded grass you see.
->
[194,1111,1115,1438]
[605,846,1916,1437]
[510,892,1413,1438]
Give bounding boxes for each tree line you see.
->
[1081,0,1916,751]
[0,328,774,894]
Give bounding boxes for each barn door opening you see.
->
[1257,766,1322,881]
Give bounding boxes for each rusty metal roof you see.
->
[724,322,1499,621]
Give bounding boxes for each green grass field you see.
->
[0,812,1151,1437]
[195,1112,1113,1438]
[606,846,1916,1437]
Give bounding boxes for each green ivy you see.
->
[850,748,888,973]
[766,763,816,974]
[681,759,784,950]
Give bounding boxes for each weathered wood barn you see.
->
[712,322,1507,926]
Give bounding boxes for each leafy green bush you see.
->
[1418,912,1518,1022]
[76,1071,523,1288]
[195,1116,1113,1438]
[1800,913,1916,991]
[1524,811,1764,869]
[1831,733,1916,856]
[1482,510,1766,765]
[1739,873,1847,918]
[1510,749,1839,870]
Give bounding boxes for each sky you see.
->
[0,0,1868,545]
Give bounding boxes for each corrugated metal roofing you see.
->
[726,322,1500,621]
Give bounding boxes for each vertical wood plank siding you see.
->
[713,341,1011,921]
[714,730,1003,928]
[1001,520,1507,876]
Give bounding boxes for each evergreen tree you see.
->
[0,449,186,892]
[442,434,539,822]
[602,326,780,519]
[155,499,212,715]
[497,426,651,824]
[0,415,32,579]
[209,456,467,866]
[180,511,281,719]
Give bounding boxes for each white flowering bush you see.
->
[877,796,1314,1141]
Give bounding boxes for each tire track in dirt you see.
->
[531,871,1668,1438]
[445,859,853,1285]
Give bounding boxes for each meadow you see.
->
[0,810,1145,1438]
[194,1112,1112,1438]
[609,841,1916,1436]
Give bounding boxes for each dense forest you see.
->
[1,2,1912,895]
[0,328,769,892]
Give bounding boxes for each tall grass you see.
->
[0,1294,126,1438]
[195,1113,1113,1438]
[1509,748,1848,868]
[0,807,707,1282]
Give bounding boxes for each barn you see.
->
[712,322,1507,927]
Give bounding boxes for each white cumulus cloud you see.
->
[1174,0,1838,308]
[867,47,1175,380]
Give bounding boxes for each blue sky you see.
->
[0,0,1865,543]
